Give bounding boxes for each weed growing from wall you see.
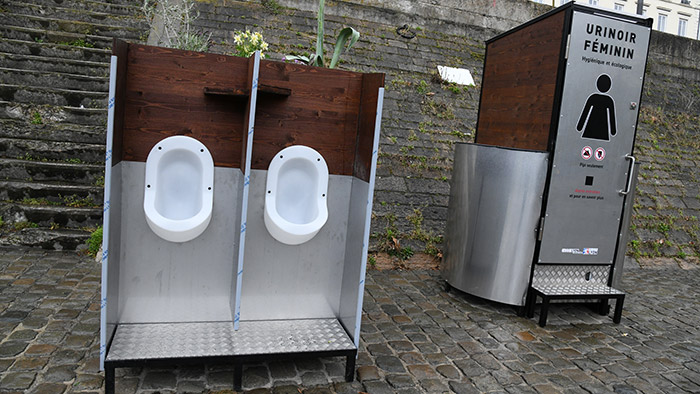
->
[142,0,211,51]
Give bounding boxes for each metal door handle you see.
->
[619,154,636,195]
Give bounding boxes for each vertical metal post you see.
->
[100,55,118,371]
[233,51,261,330]
[351,87,384,347]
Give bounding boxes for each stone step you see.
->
[1,24,114,49]
[21,0,143,13]
[0,158,104,186]
[0,67,109,93]
[5,1,149,30]
[0,227,92,251]
[0,37,111,64]
[1,13,145,41]
[0,136,105,164]
[0,118,105,145]
[0,84,106,109]
[0,51,109,77]
[0,180,103,207]
[0,202,103,229]
[0,101,107,127]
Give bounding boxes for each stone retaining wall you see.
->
[191,0,700,261]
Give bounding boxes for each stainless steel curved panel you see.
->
[442,143,549,306]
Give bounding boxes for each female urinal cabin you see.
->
[264,145,329,245]
[143,135,214,243]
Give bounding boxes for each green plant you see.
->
[30,111,43,125]
[86,226,103,258]
[13,221,38,231]
[446,83,461,94]
[63,195,96,208]
[261,0,282,14]
[232,30,269,58]
[368,254,376,267]
[0,216,4,227]
[389,245,414,260]
[142,0,211,52]
[285,0,359,68]
[416,80,429,94]
[60,38,94,48]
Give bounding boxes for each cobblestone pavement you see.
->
[0,248,698,393]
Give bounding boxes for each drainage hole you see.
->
[280,155,283,159]
[317,158,320,161]
[158,147,162,150]
[200,149,204,152]
[147,185,151,188]
[322,194,326,197]
[208,187,212,190]
[267,190,271,194]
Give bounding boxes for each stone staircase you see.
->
[0,0,149,250]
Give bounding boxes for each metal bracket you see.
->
[537,217,545,241]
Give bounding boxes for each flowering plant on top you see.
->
[232,30,269,58]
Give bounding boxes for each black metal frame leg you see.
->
[104,365,115,394]
[613,295,625,324]
[526,289,537,318]
[538,296,550,327]
[233,362,243,391]
[345,354,356,382]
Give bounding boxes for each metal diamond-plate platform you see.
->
[106,319,355,362]
[533,264,611,286]
[532,283,624,296]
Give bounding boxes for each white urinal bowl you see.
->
[144,135,214,243]
[264,145,329,245]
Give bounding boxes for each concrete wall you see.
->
[191,0,700,262]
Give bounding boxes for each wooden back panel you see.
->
[119,43,248,168]
[252,60,361,176]
[475,9,567,151]
[113,41,385,179]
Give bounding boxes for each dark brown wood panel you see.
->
[115,42,384,176]
[354,73,385,182]
[120,43,249,167]
[252,60,366,176]
[476,9,566,151]
[111,39,128,166]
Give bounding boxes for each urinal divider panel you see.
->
[233,52,261,331]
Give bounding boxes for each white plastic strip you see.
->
[437,65,475,86]
[353,87,384,347]
[233,51,261,330]
[100,55,118,370]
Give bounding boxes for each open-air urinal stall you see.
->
[99,39,384,392]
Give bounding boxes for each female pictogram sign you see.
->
[577,74,617,141]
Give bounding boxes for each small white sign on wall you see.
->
[437,65,475,86]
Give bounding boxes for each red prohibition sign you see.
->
[594,147,606,161]
[581,146,593,160]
